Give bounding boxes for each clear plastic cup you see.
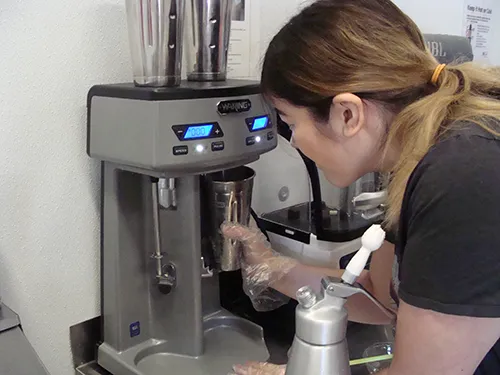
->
[363,342,393,374]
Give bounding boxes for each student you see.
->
[224,0,500,374]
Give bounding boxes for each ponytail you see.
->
[385,63,500,226]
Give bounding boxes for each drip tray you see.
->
[138,326,267,374]
[98,311,269,375]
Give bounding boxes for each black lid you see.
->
[87,80,261,106]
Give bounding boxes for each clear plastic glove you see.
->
[222,218,298,311]
[229,362,286,375]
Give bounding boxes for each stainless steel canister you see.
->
[125,0,185,87]
[184,0,233,81]
[206,166,255,271]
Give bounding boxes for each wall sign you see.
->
[463,0,495,64]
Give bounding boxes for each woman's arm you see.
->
[377,300,500,375]
[223,222,396,324]
[271,240,396,324]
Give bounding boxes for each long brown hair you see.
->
[261,0,500,227]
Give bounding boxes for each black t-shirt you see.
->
[393,122,500,375]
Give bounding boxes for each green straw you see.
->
[349,354,393,366]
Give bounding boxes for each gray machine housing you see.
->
[88,80,277,176]
[87,80,277,375]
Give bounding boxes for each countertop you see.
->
[0,303,20,332]
[0,303,51,375]
[77,322,393,375]
[265,322,393,375]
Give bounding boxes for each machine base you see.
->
[98,310,269,375]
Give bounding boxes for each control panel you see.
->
[170,114,274,159]
[88,82,278,174]
[172,123,224,141]
[245,115,271,132]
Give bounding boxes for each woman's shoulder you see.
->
[397,120,500,318]
[432,121,500,158]
[401,120,500,218]
[410,121,500,189]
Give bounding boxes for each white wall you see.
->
[0,1,130,374]
[256,0,500,67]
[0,1,498,375]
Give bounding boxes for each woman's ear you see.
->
[329,93,365,138]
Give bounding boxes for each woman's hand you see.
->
[221,219,298,288]
[222,218,277,266]
[221,219,298,311]
[230,362,286,375]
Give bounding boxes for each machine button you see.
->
[267,131,275,141]
[173,146,188,156]
[211,141,225,152]
[172,125,186,141]
[246,136,256,146]
[212,123,224,138]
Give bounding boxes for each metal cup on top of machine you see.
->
[184,0,233,81]
[125,0,184,87]
[125,0,233,86]
[86,1,278,375]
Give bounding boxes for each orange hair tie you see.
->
[431,64,446,85]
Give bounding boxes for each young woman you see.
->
[223,0,500,374]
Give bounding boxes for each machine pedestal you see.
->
[98,310,269,375]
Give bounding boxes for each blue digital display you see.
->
[184,124,214,139]
[252,116,269,131]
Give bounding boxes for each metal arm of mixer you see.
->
[151,178,177,293]
[158,178,177,210]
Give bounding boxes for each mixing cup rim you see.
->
[208,166,255,184]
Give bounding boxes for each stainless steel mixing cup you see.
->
[184,0,233,81]
[206,166,255,271]
[125,0,185,87]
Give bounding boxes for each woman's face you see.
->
[273,94,391,188]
